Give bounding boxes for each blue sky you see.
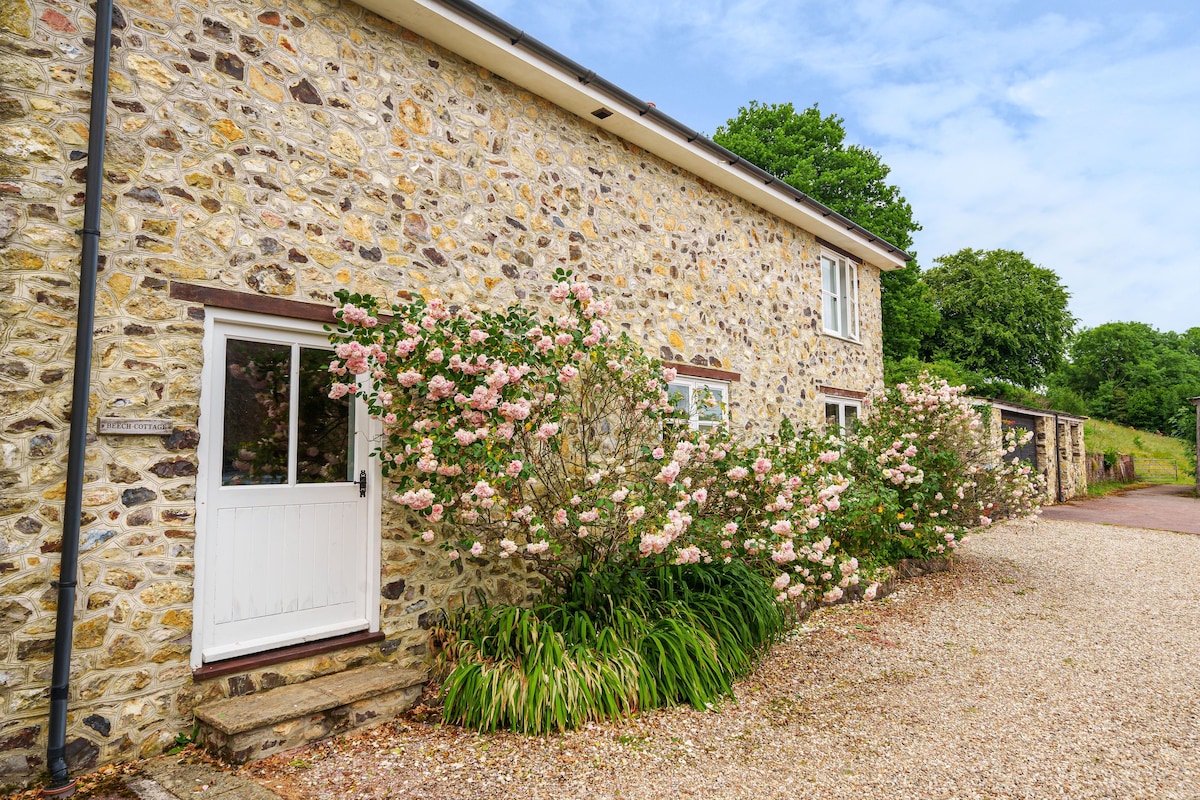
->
[476,0,1200,334]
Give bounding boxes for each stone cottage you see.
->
[0,0,911,783]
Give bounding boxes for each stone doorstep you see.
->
[194,663,427,764]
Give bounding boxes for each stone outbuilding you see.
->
[0,0,910,784]
[983,400,1088,503]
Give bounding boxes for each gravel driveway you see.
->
[242,518,1200,800]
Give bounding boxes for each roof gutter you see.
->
[44,0,113,793]
[387,0,913,266]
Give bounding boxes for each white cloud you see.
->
[867,28,1200,331]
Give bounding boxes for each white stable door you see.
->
[193,312,379,667]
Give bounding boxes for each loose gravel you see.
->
[242,519,1200,799]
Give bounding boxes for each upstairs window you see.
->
[667,376,728,432]
[822,252,859,340]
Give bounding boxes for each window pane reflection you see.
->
[698,387,724,421]
[668,383,690,414]
[825,402,840,429]
[297,347,352,483]
[222,339,291,485]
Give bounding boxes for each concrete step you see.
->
[194,663,427,764]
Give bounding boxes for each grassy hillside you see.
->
[1084,418,1195,483]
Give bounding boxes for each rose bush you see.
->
[328,274,1042,606]
[329,269,864,603]
[328,272,1046,733]
[840,377,1045,564]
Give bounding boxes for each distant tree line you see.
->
[1053,324,1200,440]
[714,101,1199,448]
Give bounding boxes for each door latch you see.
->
[358,470,367,498]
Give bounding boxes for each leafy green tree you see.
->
[1167,404,1196,477]
[1056,321,1200,433]
[878,263,939,364]
[1059,322,1158,393]
[922,248,1075,389]
[1180,327,1200,358]
[713,101,937,360]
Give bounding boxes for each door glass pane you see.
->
[222,339,291,485]
[297,346,353,483]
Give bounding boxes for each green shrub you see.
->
[439,561,784,733]
[643,562,785,663]
[635,606,728,709]
[440,604,642,734]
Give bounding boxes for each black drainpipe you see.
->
[45,0,113,793]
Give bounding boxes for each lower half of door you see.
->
[201,491,370,663]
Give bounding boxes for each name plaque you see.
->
[97,418,174,435]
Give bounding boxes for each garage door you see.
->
[1000,411,1038,469]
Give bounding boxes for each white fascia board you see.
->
[356,0,909,272]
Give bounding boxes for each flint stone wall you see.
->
[0,0,884,780]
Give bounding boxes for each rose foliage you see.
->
[328,270,1044,607]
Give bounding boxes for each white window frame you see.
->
[824,397,862,434]
[821,251,860,341]
[667,375,730,432]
